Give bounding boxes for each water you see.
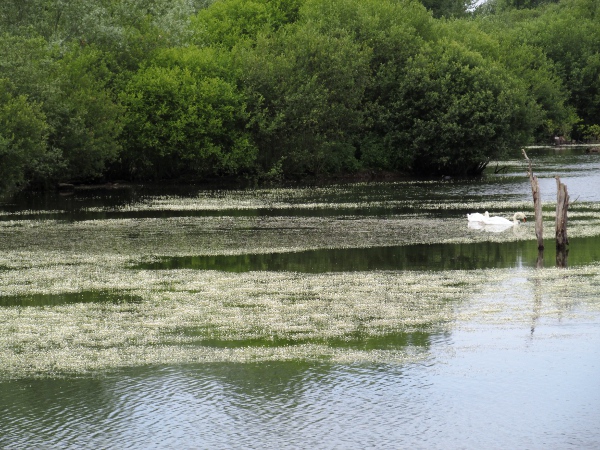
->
[134,236,600,272]
[1,329,599,448]
[1,148,600,448]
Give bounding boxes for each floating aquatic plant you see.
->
[1,262,599,379]
[1,183,599,379]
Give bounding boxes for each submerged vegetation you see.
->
[1,0,598,192]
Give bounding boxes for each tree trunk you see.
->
[555,176,569,248]
[522,150,544,250]
[555,176,569,268]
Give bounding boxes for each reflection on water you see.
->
[136,235,600,272]
[1,323,599,449]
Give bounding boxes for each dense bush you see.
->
[119,50,256,180]
[388,42,537,175]
[0,80,51,191]
[475,0,600,139]
[0,35,123,182]
[0,0,596,191]
[238,22,371,176]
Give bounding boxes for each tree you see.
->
[475,0,600,139]
[0,80,52,192]
[443,19,577,141]
[385,41,538,175]
[0,35,124,182]
[526,0,600,135]
[119,48,256,180]
[295,0,433,172]
[239,22,371,176]
[420,0,475,18]
[49,45,125,180]
[190,0,301,48]
[477,0,559,13]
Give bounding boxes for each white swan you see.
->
[468,221,513,233]
[467,211,489,222]
[481,212,526,226]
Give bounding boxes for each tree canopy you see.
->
[0,0,596,192]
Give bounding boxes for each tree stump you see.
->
[555,176,569,267]
[522,150,544,251]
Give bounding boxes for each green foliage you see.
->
[0,34,53,99]
[581,124,600,142]
[0,80,51,191]
[385,41,536,175]
[151,45,235,80]
[443,20,577,140]
[0,0,212,75]
[0,35,124,182]
[49,46,124,180]
[120,49,256,180]
[420,0,475,18]
[479,0,559,13]
[0,0,211,42]
[300,0,435,45]
[476,0,600,138]
[239,21,371,176]
[190,0,301,48]
[526,0,600,130]
[0,0,595,188]
[297,0,434,172]
[299,0,541,175]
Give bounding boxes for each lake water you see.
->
[1,148,599,448]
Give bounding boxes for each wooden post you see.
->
[555,176,569,247]
[555,176,569,268]
[522,150,544,251]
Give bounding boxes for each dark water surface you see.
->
[136,235,600,272]
[1,148,600,448]
[2,148,599,221]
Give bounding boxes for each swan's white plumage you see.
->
[467,212,526,232]
[467,211,489,222]
[482,212,526,226]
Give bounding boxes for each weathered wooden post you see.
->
[522,150,544,266]
[555,176,569,268]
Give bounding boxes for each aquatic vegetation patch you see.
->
[1,182,599,379]
[454,263,600,327]
[0,268,481,378]
[81,186,385,213]
[5,210,598,262]
[0,210,66,218]
[1,261,599,379]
